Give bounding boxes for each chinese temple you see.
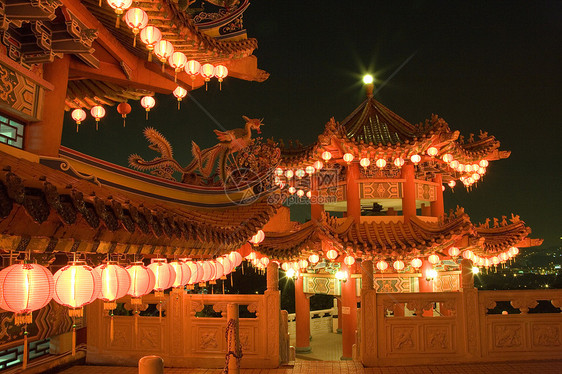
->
[0,0,558,373]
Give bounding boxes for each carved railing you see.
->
[287,307,337,338]
[86,290,281,368]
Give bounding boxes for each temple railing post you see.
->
[360,260,377,366]
[226,303,240,374]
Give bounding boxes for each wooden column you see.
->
[341,262,357,359]
[227,303,240,374]
[419,260,433,293]
[24,55,70,156]
[360,259,377,366]
[346,163,361,222]
[461,258,474,290]
[267,262,279,291]
[430,173,444,220]
[310,174,324,220]
[401,162,416,220]
[361,260,373,291]
[295,275,310,352]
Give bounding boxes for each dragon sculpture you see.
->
[129,116,279,187]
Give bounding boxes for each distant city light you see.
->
[472,267,480,274]
[363,74,374,84]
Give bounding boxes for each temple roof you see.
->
[0,145,278,257]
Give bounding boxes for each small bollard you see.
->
[139,355,164,374]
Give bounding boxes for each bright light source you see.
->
[425,269,438,281]
[286,268,296,279]
[472,267,480,274]
[335,270,348,281]
[363,74,374,84]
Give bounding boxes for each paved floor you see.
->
[58,360,562,374]
[294,331,343,361]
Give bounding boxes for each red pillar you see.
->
[401,162,416,220]
[295,276,310,352]
[341,262,357,359]
[337,298,342,333]
[346,163,361,222]
[24,55,70,156]
[419,260,434,293]
[430,173,444,220]
[310,174,324,220]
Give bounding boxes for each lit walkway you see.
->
[60,360,562,374]
[295,331,342,361]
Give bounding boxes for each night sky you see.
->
[62,1,562,248]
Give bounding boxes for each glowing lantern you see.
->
[308,254,320,264]
[184,60,201,88]
[260,257,270,267]
[200,63,215,90]
[343,255,355,266]
[376,260,388,271]
[53,262,101,317]
[213,260,224,281]
[306,191,312,199]
[229,251,243,267]
[479,159,489,168]
[313,160,324,170]
[140,96,155,120]
[218,257,233,277]
[499,252,509,262]
[321,151,332,161]
[428,254,440,264]
[450,160,459,169]
[472,173,481,181]
[458,164,466,172]
[298,259,308,269]
[246,252,257,261]
[274,167,283,176]
[126,262,155,304]
[249,230,265,246]
[410,154,421,164]
[288,186,296,194]
[509,247,519,256]
[442,153,453,163]
[296,189,305,197]
[343,153,354,163]
[394,157,405,168]
[295,169,306,178]
[95,262,131,310]
[448,180,456,188]
[114,102,131,127]
[185,261,203,286]
[139,26,162,61]
[153,40,174,72]
[359,157,370,168]
[0,263,54,325]
[462,250,473,260]
[199,261,216,283]
[168,51,188,82]
[305,165,315,175]
[411,258,422,269]
[285,169,294,179]
[107,0,132,27]
[326,249,338,260]
[214,65,228,90]
[448,247,460,257]
[375,158,387,168]
[426,147,438,157]
[393,260,405,271]
[170,260,191,289]
[71,108,87,132]
[491,256,500,266]
[124,8,148,46]
[173,86,188,109]
[90,105,105,130]
[281,262,290,271]
[478,167,486,175]
[147,259,176,297]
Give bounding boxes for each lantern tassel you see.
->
[159,301,162,322]
[123,118,126,127]
[76,123,79,133]
[222,281,225,294]
[115,16,120,28]
[174,71,177,82]
[110,312,114,343]
[98,0,101,6]
[205,81,208,91]
[220,81,222,91]
[133,36,137,47]
[161,63,165,73]
[230,273,233,287]
[177,101,180,110]
[148,52,152,62]
[22,327,28,370]
[134,309,138,337]
[72,324,76,356]
[96,120,99,131]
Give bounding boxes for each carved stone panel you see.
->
[424,325,453,352]
[110,323,132,350]
[139,326,162,351]
[390,325,417,352]
[492,323,523,350]
[531,323,561,349]
[197,327,221,352]
[238,327,255,354]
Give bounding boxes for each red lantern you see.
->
[450,160,459,169]
[359,157,370,169]
[95,261,131,310]
[168,51,187,82]
[228,251,243,268]
[200,63,215,90]
[479,159,489,168]
[298,259,308,269]
[185,60,201,89]
[313,160,324,170]
[509,246,519,257]
[53,261,101,317]
[326,249,338,260]
[170,260,191,290]
[343,153,354,163]
[281,262,290,271]
[148,259,176,297]
[0,263,54,325]
[428,254,440,264]
[296,189,305,197]
[212,260,224,281]
[442,153,453,163]
[343,255,355,266]
[426,147,438,157]
[217,257,233,278]
[139,26,162,61]
[199,261,215,283]
[140,96,155,120]
[173,86,188,109]
[153,40,174,72]
[71,108,86,132]
[184,261,201,288]
[375,158,387,168]
[90,105,105,130]
[308,254,320,264]
[305,165,315,175]
[249,230,265,246]
[376,260,388,271]
[124,8,148,46]
[261,257,270,267]
[410,154,421,165]
[462,250,473,260]
[448,180,456,189]
[393,260,405,271]
[126,262,155,304]
[448,247,460,257]
[411,258,422,269]
[394,157,405,168]
[321,151,332,161]
[107,0,132,27]
[213,64,228,90]
[117,102,131,127]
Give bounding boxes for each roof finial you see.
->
[363,74,374,98]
